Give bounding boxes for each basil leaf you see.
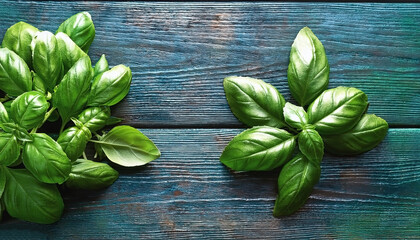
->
[87,65,132,107]
[1,21,39,69]
[53,56,93,126]
[0,48,32,96]
[220,126,296,171]
[23,133,71,184]
[3,168,64,224]
[93,125,160,167]
[93,54,108,78]
[0,122,32,142]
[308,87,368,135]
[31,31,62,91]
[0,166,5,198]
[77,106,110,132]
[65,159,119,190]
[283,102,308,130]
[323,114,388,155]
[287,27,329,106]
[10,91,49,130]
[57,125,91,161]
[0,102,10,124]
[56,32,87,74]
[273,153,321,217]
[32,71,47,94]
[56,12,95,53]
[105,116,123,126]
[0,132,20,166]
[298,128,324,164]
[223,76,286,128]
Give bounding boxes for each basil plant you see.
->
[220,27,388,217]
[0,12,160,224]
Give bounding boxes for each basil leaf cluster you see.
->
[221,27,388,217]
[0,12,160,224]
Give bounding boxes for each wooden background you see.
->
[0,2,419,239]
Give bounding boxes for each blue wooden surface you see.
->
[0,2,419,239]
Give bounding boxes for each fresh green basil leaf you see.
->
[0,102,10,124]
[220,126,296,171]
[283,102,308,130]
[1,21,39,69]
[3,168,64,224]
[23,133,71,184]
[298,128,324,164]
[32,71,47,94]
[87,65,132,107]
[0,132,20,166]
[93,54,108,78]
[323,114,388,156]
[10,91,49,130]
[57,125,91,161]
[0,48,32,96]
[308,87,368,135]
[93,125,160,167]
[0,166,5,198]
[2,101,12,115]
[65,159,119,190]
[287,27,329,106]
[273,153,321,217]
[105,116,123,126]
[77,106,110,132]
[0,122,32,142]
[31,31,63,91]
[223,76,286,128]
[56,32,87,74]
[53,56,93,126]
[56,12,95,53]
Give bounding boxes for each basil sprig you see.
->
[0,12,160,224]
[220,27,388,217]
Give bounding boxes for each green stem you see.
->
[59,121,66,135]
[82,151,88,160]
[31,107,57,133]
[0,95,10,103]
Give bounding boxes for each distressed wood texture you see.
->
[0,128,418,239]
[0,2,419,127]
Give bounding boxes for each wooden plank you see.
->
[0,2,419,127]
[0,128,418,239]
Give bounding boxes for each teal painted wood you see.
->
[0,2,419,127]
[0,128,418,239]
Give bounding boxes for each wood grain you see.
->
[0,128,418,239]
[0,2,419,127]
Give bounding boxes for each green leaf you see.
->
[93,54,108,78]
[77,106,110,132]
[283,102,308,130]
[87,65,132,107]
[31,31,62,91]
[0,166,5,198]
[53,56,93,126]
[57,125,91,161]
[65,159,119,190]
[0,47,32,96]
[56,12,95,53]
[288,27,329,106]
[298,128,324,164]
[323,114,388,156]
[0,122,32,142]
[0,132,20,166]
[220,126,296,171]
[308,86,368,136]
[273,153,321,217]
[93,125,160,167]
[56,32,87,74]
[105,116,123,126]
[23,133,71,184]
[0,102,10,124]
[223,76,286,128]
[1,21,39,69]
[3,168,64,224]
[10,91,49,130]
[32,71,47,94]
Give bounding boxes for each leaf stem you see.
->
[82,151,88,160]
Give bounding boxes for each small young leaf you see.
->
[106,116,123,126]
[77,106,111,132]
[56,32,87,74]
[288,27,329,106]
[308,87,368,135]
[0,48,32,96]
[323,114,388,155]
[23,133,71,184]
[10,91,49,130]
[93,125,160,167]
[220,126,296,171]
[56,12,95,53]
[3,168,64,224]
[223,76,286,128]
[273,153,321,217]
[93,54,108,78]
[283,102,308,130]
[57,125,91,161]
[0,132,20,166]
[298,128,324,164]
[65,159,119,190]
